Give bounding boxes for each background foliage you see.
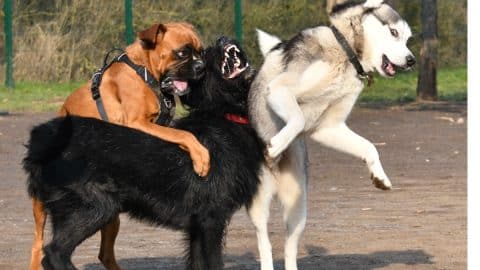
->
[0,0,467,82]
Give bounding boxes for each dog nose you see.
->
[406,55,416,67]
[216,36,230,46]
[193,60,205,77]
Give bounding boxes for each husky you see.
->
[247,1,415,269]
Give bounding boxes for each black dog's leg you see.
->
[200,217,226,270]
[187,218,207,270]
[186,215,226,270]
[42,196,118,270]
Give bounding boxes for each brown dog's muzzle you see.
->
[192,59,205,80]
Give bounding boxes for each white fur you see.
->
[256,29,282,57]
[248,3,413,270]
[363,0,384,9]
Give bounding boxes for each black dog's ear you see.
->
[138,23,167,49]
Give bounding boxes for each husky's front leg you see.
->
[266,73,305,159]
[311,123,392,190]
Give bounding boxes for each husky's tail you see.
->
[256,29,281,57]
[23,117,73,198]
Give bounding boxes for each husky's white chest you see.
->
[297,67,364,131]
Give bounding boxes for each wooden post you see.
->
[416,0,438,101]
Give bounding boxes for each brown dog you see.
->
[28,22,210,270]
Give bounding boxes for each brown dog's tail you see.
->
[23,117,73,198]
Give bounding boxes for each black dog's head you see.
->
[180,36,255,115]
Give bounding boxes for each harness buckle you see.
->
[163,98,173,109]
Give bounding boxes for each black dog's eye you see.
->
[390,28,399,38]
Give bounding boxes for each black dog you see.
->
[23,37,263,270]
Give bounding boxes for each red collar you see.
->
[224,113,249,125]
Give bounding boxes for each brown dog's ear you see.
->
[138,23,166,49]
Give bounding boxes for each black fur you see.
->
[23,37,263,270]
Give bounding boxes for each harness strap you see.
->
[90,49,175,125]
[330,25,373,86]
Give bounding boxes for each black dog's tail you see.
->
[23,116,73,198]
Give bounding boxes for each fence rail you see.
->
[1,0,467,85]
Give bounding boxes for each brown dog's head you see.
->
[134,22,205,96]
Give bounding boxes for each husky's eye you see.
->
[390,28,399,38]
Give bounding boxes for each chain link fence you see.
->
[0,0,467,83]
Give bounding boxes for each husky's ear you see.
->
[257,29,281,58]
[363,0,383,9]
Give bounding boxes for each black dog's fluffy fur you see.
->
[23,37,263,270]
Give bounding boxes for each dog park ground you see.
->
[0,105,466,270]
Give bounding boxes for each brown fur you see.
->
[28,22,209,270]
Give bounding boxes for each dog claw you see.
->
[370,173,392,190]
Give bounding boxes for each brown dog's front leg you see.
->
[28,198,46,270]
[99,215,122,270]
[129,121,211,177]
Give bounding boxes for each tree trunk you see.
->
[417,0,438,101]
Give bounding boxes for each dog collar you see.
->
[330,25,373,86]
[224,113,249,125]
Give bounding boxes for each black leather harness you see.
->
[90,49,175,125]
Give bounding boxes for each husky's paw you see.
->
[264,148,282,168]
[267,134,290,159]
[363,0,384,9]
[370,173,392,190]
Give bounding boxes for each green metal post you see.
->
[234,0,243,45]
[4,0,14,89]
[124,0,134,44]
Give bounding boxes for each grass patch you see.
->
[0,81,83,112]
[359,66,467,106]
[0,67,467,113]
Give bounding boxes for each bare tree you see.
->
[417,0,438,101]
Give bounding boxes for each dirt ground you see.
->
[0,105,466,270]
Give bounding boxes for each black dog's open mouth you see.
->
[382,54,398,77]
[221,44,249,79]
[160,77,190,96]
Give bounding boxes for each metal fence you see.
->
[1,0,467,87]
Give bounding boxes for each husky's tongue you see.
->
[173,80,188,91]
[385,62,396,76]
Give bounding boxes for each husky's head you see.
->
[362,3,416,77]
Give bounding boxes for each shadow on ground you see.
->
[83,245,433,270]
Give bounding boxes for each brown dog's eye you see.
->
[175,50,188,59]
[390,28,399,38]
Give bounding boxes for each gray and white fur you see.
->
[247,1,415,269]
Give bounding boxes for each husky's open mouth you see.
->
[382,54,398,77]
[221,44,249,79]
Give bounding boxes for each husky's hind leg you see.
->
[276,139,308,270]
[247,166,277,270]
